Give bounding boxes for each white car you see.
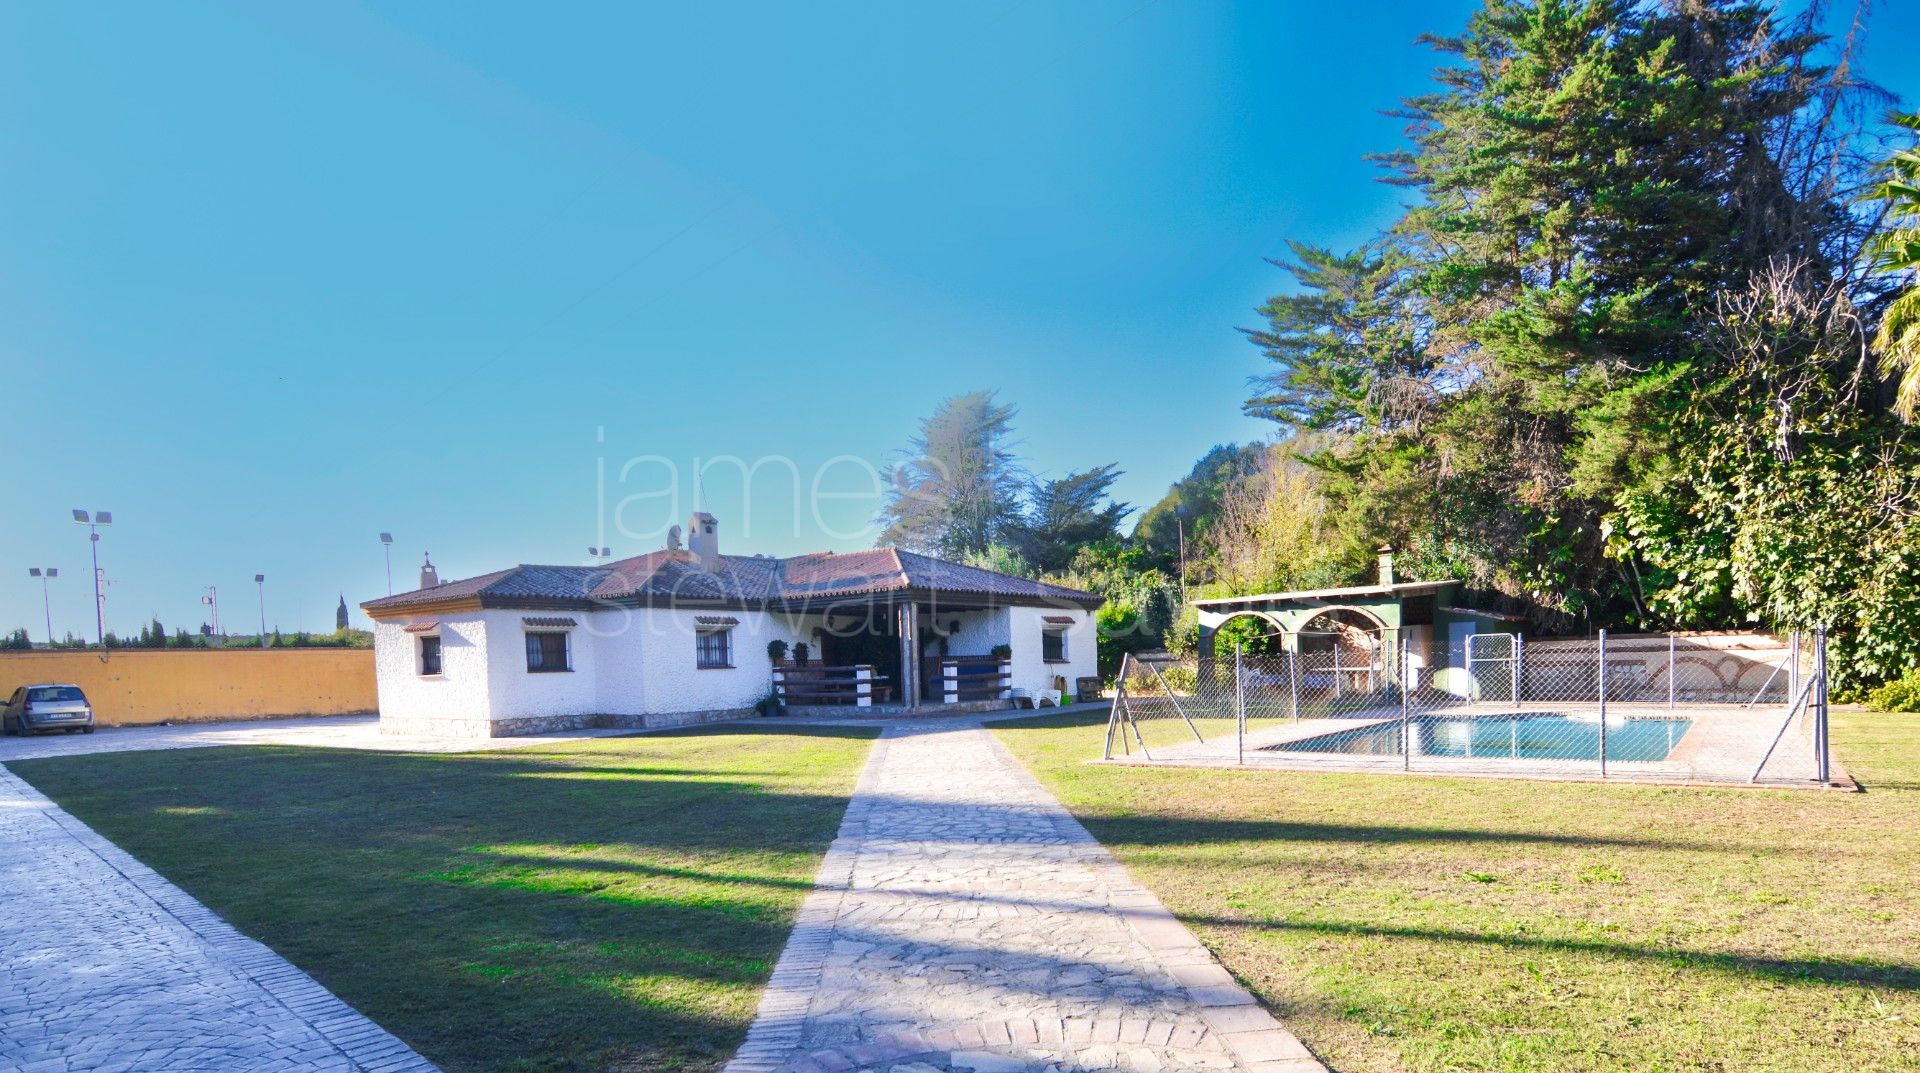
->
[2,683,95,735]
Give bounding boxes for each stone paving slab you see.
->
[0,764,439,1073]
[726,721,1325,1073]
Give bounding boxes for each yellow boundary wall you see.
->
[0,649,376,725]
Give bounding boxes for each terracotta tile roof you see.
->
[362,546,1102,616]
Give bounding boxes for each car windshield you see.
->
[27,686,86,703]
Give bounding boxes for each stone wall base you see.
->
[780,699,1015,720]
[380,707,755,739]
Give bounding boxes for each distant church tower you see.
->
[336,595,349,631]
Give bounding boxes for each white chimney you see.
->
[1377,545,1395,586]
[420,553,439,590]
[688,512,719,571]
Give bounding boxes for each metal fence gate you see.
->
[1104,629,1836,787]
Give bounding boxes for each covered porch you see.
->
[769,596,1015,710]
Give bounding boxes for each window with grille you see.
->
[1042,627,1068,663]
[418,635,442,676]
[696,628,733,668]
[525,631,570,673]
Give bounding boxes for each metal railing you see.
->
[1105,629,1834,786]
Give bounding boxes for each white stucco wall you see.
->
[1004,605,1098,697]
[372,600,1098,731]
[603,607,804,716]
[483,610,599,721]
[371,611,493,734]
[938,609,1011,659]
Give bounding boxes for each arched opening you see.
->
[1208,610,1288,656]
[1295,607,1392,688]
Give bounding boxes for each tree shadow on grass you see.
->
[10,735,879,1073]
[1189,912,1920,993]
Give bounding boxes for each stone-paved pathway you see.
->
[0,765,438,1073]
[727,722,1325,1073]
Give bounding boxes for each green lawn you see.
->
[9,725,876,1073]
[995,708,1920,1073]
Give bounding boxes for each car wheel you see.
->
[82,725,95,734]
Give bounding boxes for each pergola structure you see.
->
[1190,551,1523,688]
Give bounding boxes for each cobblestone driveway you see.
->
[0,765,437,1073]
[727,722,1325,1073]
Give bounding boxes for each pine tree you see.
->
[879,391,1025,557]
[1004,465,1132,574]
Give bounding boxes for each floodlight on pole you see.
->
[73,510,111,646]
[588,546,611,561]
[255,574,267,648]
[379,532,394,595]
[201,586,221,646]
[28,567,57,646]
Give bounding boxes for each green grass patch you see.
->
[994,708,1920,1073]
[10,724,876,1073]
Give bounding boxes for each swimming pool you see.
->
[1269,713,1693,762]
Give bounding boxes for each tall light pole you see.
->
[72,510,111,646]
[379,532,394,595]
[201,586,221,647]
[1174,504,1189,601]
[28,568,57,646]
[255,574,267,648]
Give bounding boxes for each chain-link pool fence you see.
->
[1105,629,1835,786]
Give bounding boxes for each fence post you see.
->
[1401,644,1412,771]
[1667,632,1676,709]
[1235,645,1245,766]
[1789,628,1800,707]
[1512,633,1522,708]
[1289,646,1300,721]
[1815,627,1830,784]
[1597,629,1609,778]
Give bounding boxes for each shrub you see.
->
[1866,669,1920,713]
[1160,664,1198,694]
[767,639,788,663]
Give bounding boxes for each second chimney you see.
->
[1377,545,1395,586]
[688,512,720,572]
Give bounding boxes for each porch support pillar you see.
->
[1197,620,1217,691]
[897,600,922,707]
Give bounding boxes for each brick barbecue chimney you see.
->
[1377,545,1395,586]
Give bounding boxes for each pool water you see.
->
[1270,714,1693,762]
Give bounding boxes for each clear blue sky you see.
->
[2,2,1914,637]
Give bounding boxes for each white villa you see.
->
[361,514,1102,736]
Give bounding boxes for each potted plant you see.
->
[755,689,786,718]
[767,638,788,664]
[793,642,810,665]
[990,643,1012,661]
